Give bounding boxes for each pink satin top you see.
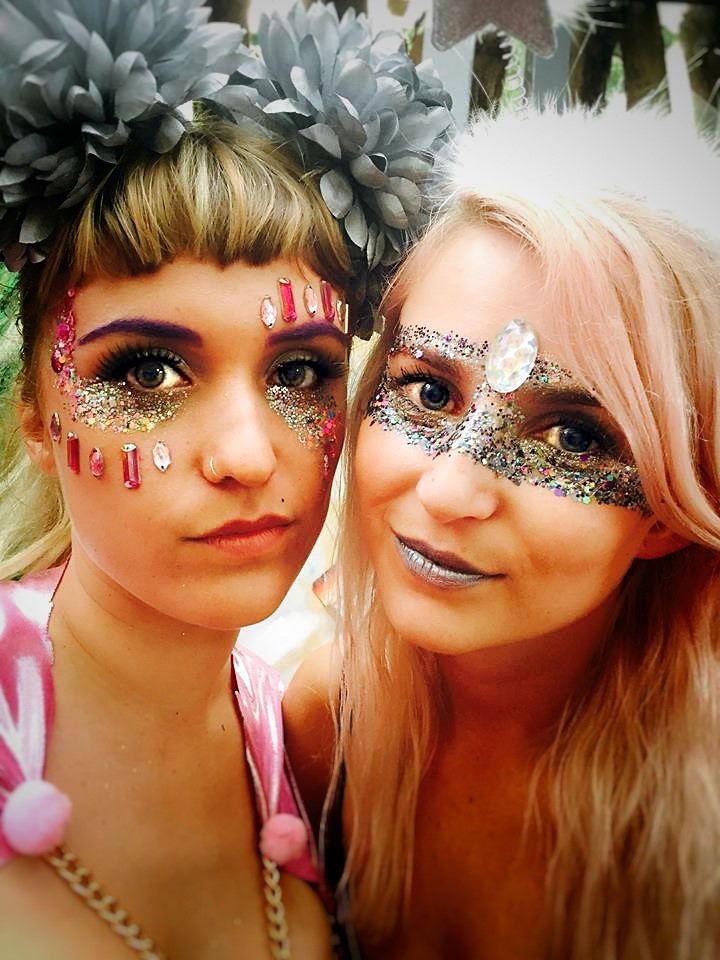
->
[0,566,320,883]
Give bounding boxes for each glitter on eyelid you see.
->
[367,324,649,514]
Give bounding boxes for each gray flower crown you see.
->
[0,0,455,334]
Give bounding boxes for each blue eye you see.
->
[419,380,451,411]
[392,366,456,415]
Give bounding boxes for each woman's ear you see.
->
[18,401,57,477]
[636,520,690,561]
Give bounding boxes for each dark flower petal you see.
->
[320,168,353,218]
[4,133,51,165]
[345,201,368,249]
[0,0,247,268]
[19,200,55,243]
[301,122,341,159]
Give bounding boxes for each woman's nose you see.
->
[201,391,277,487]
[415,450,502,523]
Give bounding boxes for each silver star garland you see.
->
[432,0,557,56]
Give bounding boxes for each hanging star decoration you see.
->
[432,0,556,57]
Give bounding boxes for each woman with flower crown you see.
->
[0,1,453,957]
[285,106,720,960]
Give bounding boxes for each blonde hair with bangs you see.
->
[334,109,720,958]
[0,115,350,580]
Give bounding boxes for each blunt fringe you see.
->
[0,116,349,580]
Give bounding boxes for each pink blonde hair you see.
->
[334,108,720,958]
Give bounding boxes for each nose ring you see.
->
[207,457,222,482]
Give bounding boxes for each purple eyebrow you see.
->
[77,318,204,347]
[266,321,348,348]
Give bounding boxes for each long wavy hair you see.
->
[334,109,720,959]
[0,115,350,580]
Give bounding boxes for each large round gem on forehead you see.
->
[485,318,538,393]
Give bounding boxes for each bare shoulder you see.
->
[283,643,339,833]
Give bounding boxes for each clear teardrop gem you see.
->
[260,296,277,329]
[152,440,171,473]
[485,318,538,393]
[49,412,61,443]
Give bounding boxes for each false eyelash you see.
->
[393,363,442,385]
[274,352,348,382]
[94,343,189,382]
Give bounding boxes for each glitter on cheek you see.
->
[266,384,342,450]
[50,290,79,415]
[71,380,190,432]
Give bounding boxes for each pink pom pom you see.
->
[1,780,71,856]
[259,813,308,865]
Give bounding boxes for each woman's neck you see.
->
[49,553,241,731]
[436,608,611,759]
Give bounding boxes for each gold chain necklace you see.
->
[45,845,292,960]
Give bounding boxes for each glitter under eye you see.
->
[72,380,191,432]
[366,324,649,514]
[266,383,340,449]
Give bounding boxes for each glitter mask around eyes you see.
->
[51,291,190,432]
[367,323,649,514]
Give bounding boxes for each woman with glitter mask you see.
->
[0,2,452,957]
[285,107,720,960]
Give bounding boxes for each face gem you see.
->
[366,324,649,514]
[485,318,538,393]
[278,278,297,323]
[260,295,277,329]
[66,432,80,474]
[89,447,105,478]
[49,412,61,443]
[121,443,141,490]
[303,284,318,317]
[320,281,336,323]
[152,440,172,473]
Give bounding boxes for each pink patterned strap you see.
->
[0,568,62,864]
[232,645,321,884]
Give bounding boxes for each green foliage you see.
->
[0,265,21,398]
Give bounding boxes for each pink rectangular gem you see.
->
[66,432,80,474]
[320,280,335,323]
[278,278,297,323]
[121,443,141,489]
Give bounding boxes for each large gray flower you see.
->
[209,1,455,278]
[0,0,246,270]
